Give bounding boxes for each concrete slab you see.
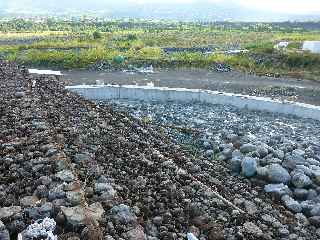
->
[65,84,320,121]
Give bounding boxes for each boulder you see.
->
[0,206,22,220]
[291,172,312,189]
[55,170,76,183]
[267,164,291,183]
[61,202,105,227]
[241,157,257,177]
[264,183,291,199]
[109,204,137,225]
[240,144,257,154]
[230,156,242,174]
[281,195,302,213]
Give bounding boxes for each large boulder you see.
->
[291,172,312,189]
[61,203,105,227]
[240,144,257,154]
[281,195,302,213]
[267,164,291,183]
[109,204,137,226]
[264,183,291,199]
[0,206,22,220]
[241,157,257,177]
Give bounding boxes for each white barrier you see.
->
[66,84,320,121]
[29,69,63,76]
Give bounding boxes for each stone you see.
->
[61,202,105,227]
[309,216,320,227]
[291,172,312,188]
[240,144,257,154]
[257,145,269,158]
[95,183,115,194]
[25,202,53,220]
[307,189,318,200]
[267,164,291,183]
[256,166,269,179]
[292,149,305,157]
[301,200,315,216]
[282,154,305,170]
[293,189,309,201]
[274,150,285,160]
[109,204,137,225]
[243,221,263,237]
[55,170,76,182]
[0,206,22,220]
[230,156,242,174]
[74,153,91,163]
[66,191,82,205]
[241,157,257,177]
[264,184,291,199]
[244,200,257,215]
[310,205,320,216]
[125,225,145,240]
[15,91,25,98]
[20,196,40,207]
[281,195,302,213]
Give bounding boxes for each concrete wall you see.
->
[66,85,320,121]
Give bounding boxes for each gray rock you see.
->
[244,200,257,215]
[241,157,257,177]
[48,184,66,201]
[230,156,242,174]
[0,206,22,220]
[66,191,82,205]
[281,195,302,213]
[310,204,320,217]
[125,225,145,240]
[61,202,105,227]
[274,150,285,160]
[264,183,291,199]
[74,153,91,163]
[291,172,312,188]
[256,166,268,179]
[109,204,137,225]
[282,154,305,170]
[293,189,309,201]
[293,149,305,157]
[95,183,115,194]
[240,144,257,154]
[301,200,316,216]
[221,148,233,160]
[243,221,263,237]
[257,145,269,158]
[307,189,318,200]
[55,170,76,182]
[309,216,320,227]
[25,202,53,220]
[15,91,25,98]
[267,164,291,183]
[20,196,40,207]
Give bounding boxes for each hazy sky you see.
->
[130,0,320,14]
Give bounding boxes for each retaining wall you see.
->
[66,84,320,121]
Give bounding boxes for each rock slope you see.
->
[0,61,319,239]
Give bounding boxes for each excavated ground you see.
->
[0,61,319,240]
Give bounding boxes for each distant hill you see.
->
[1,0,320,22]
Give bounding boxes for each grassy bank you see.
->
[1,20,320,80]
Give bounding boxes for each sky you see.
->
[129,0,320,14]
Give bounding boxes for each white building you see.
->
[302,41,320,54]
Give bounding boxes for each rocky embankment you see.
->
[0,61,319,240]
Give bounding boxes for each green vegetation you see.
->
[0,18,320,80]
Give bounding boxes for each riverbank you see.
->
[1,61,319,239]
